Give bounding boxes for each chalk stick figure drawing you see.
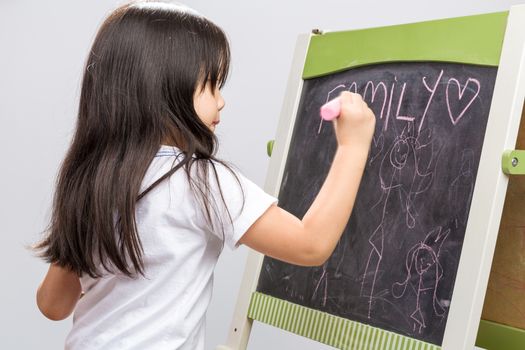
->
[360,124,439,318]
[449,149,475,228]
[312,262,329,306]
[311,236,347,307]
[392,226,450,333]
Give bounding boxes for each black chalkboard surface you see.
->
[256,62,498,345]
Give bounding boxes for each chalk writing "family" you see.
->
[320,69,481,134]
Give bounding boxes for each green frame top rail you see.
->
[303,11,508,79]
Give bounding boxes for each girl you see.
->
[34,1,375,349]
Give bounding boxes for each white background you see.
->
[0,0,522,349]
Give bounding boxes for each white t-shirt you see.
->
[65,145,277,350]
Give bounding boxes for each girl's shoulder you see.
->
[154,144,243,180]
[148,145,246,196]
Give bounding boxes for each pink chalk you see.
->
[320,97,341,121]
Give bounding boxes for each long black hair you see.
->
[34,1,243,278]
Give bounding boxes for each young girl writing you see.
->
[34,1,375,349]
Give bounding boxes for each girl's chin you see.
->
[209,122,219,131]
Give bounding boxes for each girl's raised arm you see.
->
[239,92,375,266]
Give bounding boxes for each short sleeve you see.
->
[206,162,278,250]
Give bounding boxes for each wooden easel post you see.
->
[443,5,525,349]
[476,107,525,349]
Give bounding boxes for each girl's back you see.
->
[66,145,276,349]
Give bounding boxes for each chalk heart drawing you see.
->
[445,77,481,125]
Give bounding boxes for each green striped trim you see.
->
[303,11,508,79]
[248,292,441,350]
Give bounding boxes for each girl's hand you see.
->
[334,91,376,151]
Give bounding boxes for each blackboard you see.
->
[256,62,498,346]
